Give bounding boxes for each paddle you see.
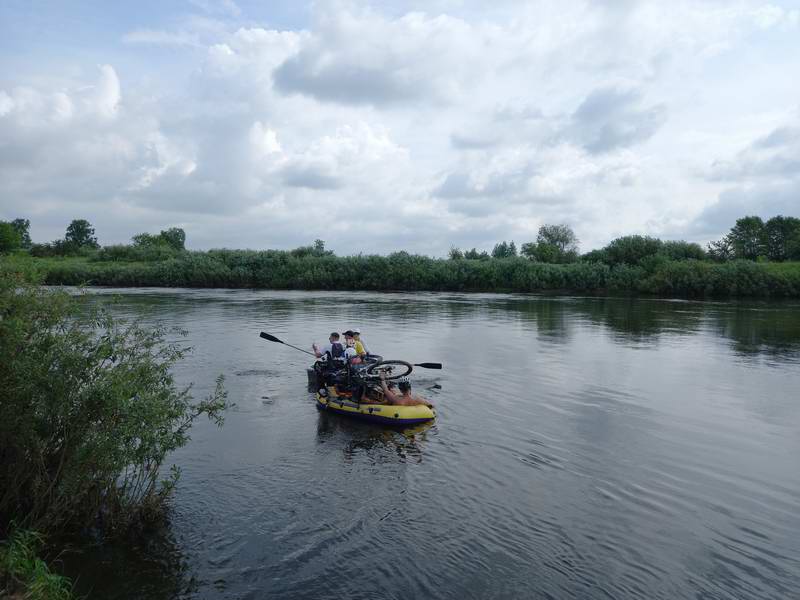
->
[413,362,442,369]
[259,332,317,357]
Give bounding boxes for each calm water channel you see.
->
[64,289,800,600]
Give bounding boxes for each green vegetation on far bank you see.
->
[3,249,800,298]
[2,216,800,297]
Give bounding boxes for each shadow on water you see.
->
[316,411,434,464]
[58,525,191,600]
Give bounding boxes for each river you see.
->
[64,289,800,600]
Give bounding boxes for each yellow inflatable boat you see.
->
[316,385,436,426]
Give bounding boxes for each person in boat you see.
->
[313,332,345,362]
[380,373,433,408]
[343,331,363,365]
[352,328,368,356]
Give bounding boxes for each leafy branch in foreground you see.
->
[0,276,229,536]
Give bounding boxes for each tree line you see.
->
[449,216,800,265]
[3,215,799,264]
[707,215,800,262]
[2,215,800,297]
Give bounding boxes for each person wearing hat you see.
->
[352,328,368,356]
[379,372,433,408]
[342,331,363,365]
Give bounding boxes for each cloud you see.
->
[273,8,485,106]
[567,86,667,154]
[281,164,342,190]
[681,113,800,239]
[708,118,800,182]
[689,182,800,238]
[3,1,800,254]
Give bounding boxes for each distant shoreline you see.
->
[3,252,799,299]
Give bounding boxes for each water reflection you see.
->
[67,288,800,600]
[316,410,434,464]
[85,288,800,359]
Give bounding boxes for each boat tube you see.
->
[316,385,436,426]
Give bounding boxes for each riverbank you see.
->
[2,252,800,298]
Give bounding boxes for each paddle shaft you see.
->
[259,332,317,357]
[260,332,441,366]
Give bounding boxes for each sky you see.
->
[1,0,799,255]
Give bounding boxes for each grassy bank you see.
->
[3,251,800,298]
[0,529,72,600]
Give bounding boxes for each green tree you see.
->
[788,229,800,261]
[581,248,609,263]
[660,240,706,261]
[728,216,766,260]
[537,224,579,255]
[448,247,464,260]
[133,233,159,247]
[764,216,800,262]
[311,239,334,257]
[604,235,663,266]
[11,219,32,249]
[159,227,186,251]
[0,278,229,534]
[520,242,536,260]
[0,222,22,253]
[64,219,98,249]
[491,241,508,258]
[521,225,580,263]
[492,241,517,258]
[707,236,733,262]
[534,243,561,263]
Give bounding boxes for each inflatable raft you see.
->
[316,385,436,426]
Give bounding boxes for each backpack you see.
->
[329,341,344,359]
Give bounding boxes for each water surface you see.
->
[65,290,800,600]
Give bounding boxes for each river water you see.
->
[64,289,800,600]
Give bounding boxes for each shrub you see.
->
[0,222,22,253]
[604,235,663,266]
[660,240,706,261]
[91,244,180,262]
[0,277,229,535]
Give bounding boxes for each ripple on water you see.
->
[63,289,800,600]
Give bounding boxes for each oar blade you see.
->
[414,362,442,369]
[260,332,283,343]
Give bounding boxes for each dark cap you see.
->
[343,330,354,337]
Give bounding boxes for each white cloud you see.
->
[2,1,800,254]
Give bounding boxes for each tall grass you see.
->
[0,529,72,600]
[3,251,800,297]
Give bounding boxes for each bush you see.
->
[29,240,81,258]
[660,240,706,261]
[0,277,229,535]
[91,244,180,263]
[0,222,22,253]
[604,235,663,266]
